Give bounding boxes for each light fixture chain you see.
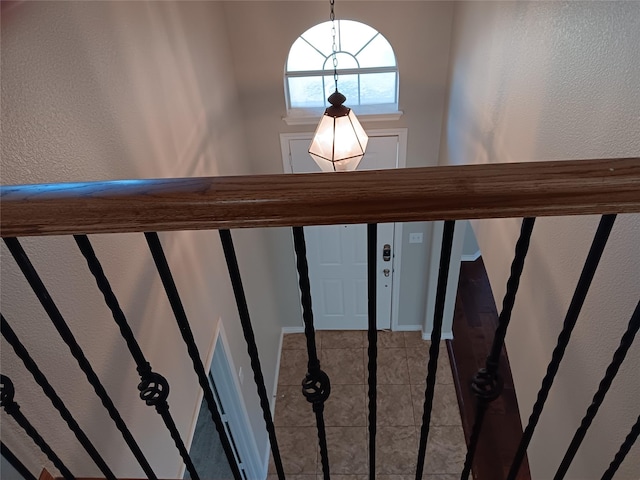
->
[309,0,368,172]
[330,0,338,91]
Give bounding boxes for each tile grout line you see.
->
[278,333,464,478]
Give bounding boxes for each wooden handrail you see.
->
[2,158,639,237]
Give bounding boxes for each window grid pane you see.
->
[356,34,396,68]
[287,38,327,72]
[360,72,397,105]
[339,20,378,55]
[288,76,326,108]
[322,52,359,71]
[302,22,336,58]
[323,74,359,106]
[286,20,398,111]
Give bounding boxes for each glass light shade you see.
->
[309,108,369,172]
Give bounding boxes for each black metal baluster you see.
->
[292,226,331,480]
[367,224,378,480]
[1,315,115,478]
[601,413,640,480]
[461,217,536,480]
[3,237,156,479]
[507,214,616,480]
[1,441,37,480]
[145,231,244,480]
[217,229,285,480]
[415,220,456,480]
[554,299,640,479]
[73,235,199,480]
[0,375,75,480]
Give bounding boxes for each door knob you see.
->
[383,244,391,261]
[383,269,390,277]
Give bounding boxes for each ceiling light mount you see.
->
[325,91,349,117]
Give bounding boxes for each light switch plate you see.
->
[409,232,423,243]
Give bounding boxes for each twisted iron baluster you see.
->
[1,315,116,478]
[145,231,243,480]
[601,413,640,480]
[292,226,331,480]
[461,217,536,480]
[3,237,156,479]
[507,214,616,480]
[554,300,640,479]
[367,224,378,480]
[1,374,75,480]
[1,441,37,480]
[73,235,199,480]
[218,229,286,480]
[415,220,456,480]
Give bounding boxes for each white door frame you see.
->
[183,319,263,480]
[423,221,466,340]
[279,128,407,331]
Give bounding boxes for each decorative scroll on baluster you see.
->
[601,413,640,480]
[553,300,640,480]
[73,235,200,480]
[1,441,37,480]
[145,231,243,480]
[1,374,75,480]
[415,220,456,480]
[461,217,536,480]
[292,226,331,480]
[3,237,156,480]
[366,224,378,480]
[507,214,617,480]
[218,229,286,480]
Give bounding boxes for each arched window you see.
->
[285,20,398,116]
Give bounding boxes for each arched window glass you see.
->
[285,20,398,114]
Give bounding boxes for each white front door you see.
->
[287,135,401,330]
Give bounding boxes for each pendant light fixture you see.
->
[308,0,368,172]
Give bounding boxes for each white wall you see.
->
[222,1,455,329]
[440,2,640,479]
[1,455,24,480]
[1,2,281,477]
[461,220,480,259]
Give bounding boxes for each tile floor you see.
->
[270,330,466,480]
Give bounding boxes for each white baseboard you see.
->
[423,330,454,341]
[391,324,422,331]
[391,324,453,339]
[272,326,303,416]
[281,324,454,339]
[281,326,305,334]
[461,250,481,262]
[262,328,289,478]
[271,331,287,416]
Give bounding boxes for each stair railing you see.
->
[1,157,639,480]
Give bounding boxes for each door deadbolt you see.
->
[383,244,391,261]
